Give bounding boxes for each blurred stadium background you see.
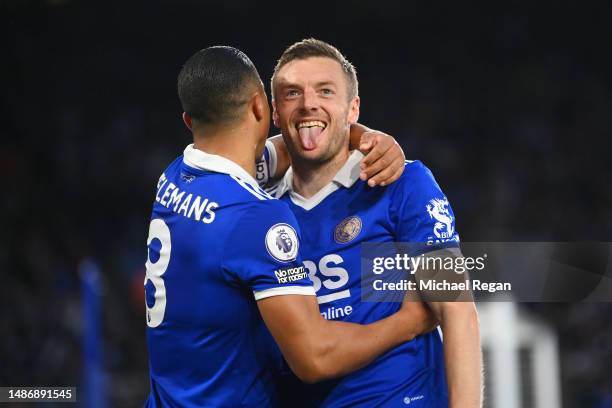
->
[2,0,611,406]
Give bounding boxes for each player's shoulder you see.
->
[236,197,296,224]
[201,173,277,204]
[157,155,281,212]
[402,159,436,179]
[391,160,441,192]
[226,199,301,251]
[160,155,185,176]
[178,157,276,204]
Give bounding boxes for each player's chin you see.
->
[299,149,329,163]
[300,144,319,153]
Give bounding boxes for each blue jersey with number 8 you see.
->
[144,145,314,408]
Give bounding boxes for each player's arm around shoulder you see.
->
[350,123,406,187]
[257,291,436,384]
[224,198,436,383]
[263,123,406,187]
[246,202,436,384]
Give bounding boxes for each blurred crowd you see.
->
[2,1,611,406]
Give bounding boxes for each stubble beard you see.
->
[289,122,349,170]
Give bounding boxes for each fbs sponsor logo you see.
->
[266,223,299,262]
[274,266,307,284]
[321,304,353,320]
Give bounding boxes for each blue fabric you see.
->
[144,155,312,408]
[278,161,458,408]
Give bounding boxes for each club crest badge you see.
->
[265,223,299,262]
[334,216,362,244]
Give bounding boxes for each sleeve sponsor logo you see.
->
[274,265,307,284]
[265,223,299,262]
[426,198,456,242]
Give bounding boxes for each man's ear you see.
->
[182,112,193,130]
[252,92,266,122]
[272,99,280,128]
[347,96,360,125]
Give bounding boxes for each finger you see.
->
[361,133,396,168]
[361,153,391,182]
[395,141,406,162]
[360,135,393,169]
[378,155,405,185]
[367,158,402,187]
[361,148,402,181]
[377,161,405,187]
[359,132,376,153]
[372,132,395,150]
[368,156,404,187]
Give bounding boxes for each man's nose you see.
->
[300,87,318,111]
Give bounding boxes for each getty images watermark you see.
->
[361,242,612,302]
[371,252,510,294]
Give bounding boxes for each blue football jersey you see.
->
[270,150,459,408]
[144,145,315,408]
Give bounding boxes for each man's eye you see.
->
[321,88,334,95]
[287,90,300,97]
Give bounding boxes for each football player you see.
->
[267,39,482,408]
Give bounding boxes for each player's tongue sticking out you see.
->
[297,124,324,151]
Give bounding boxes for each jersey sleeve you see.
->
[255,140,278,187]
[391,161,460,254]
[221,199,315,300]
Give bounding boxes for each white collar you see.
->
[274,150,364,210]
[183,144,261,189]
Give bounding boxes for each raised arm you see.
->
[349,123,406,187]
[258,294,437,383]
[265,123,405,186]
[266,134,291,180]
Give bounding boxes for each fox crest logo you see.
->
[266,223,299,262]
[426,198,454,239]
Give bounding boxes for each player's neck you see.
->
[291,148,350,199]
[192,127,257,179]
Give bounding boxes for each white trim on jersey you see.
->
[265,184,279,196]
[272,150,364,210]
[183,144,273,200]
[333,150,364,188]
[253,285,316,300]
[230,175,272,201]
[285,183,340,211]
[265,140,278,179]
